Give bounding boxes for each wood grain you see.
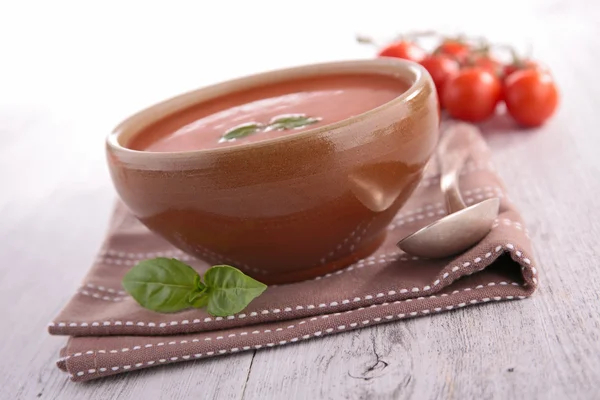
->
[1,0,599,399]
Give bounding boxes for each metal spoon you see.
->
[396,123,500,258]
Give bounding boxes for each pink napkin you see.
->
[49,129,538,381]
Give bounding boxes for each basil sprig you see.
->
[122,258,267,316]
[222,122,264,141]
[220,114,322,142]
[268,114,321,130]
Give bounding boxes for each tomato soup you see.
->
[129,73,409,152]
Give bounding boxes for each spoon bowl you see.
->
[396,197,500,258]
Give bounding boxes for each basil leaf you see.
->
[268,114,321,130]
[222,122,263,141]
[122,258,200,313]
[203,265,268,317]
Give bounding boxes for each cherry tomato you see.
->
[504,69,558,127]
[378,41,426,62]
[503,60,540,78]
[473,55,503,76]
[442,67,502,122]
[420,54,460,99]
[436,40,471,63]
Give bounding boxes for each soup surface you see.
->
[128,73,409,152]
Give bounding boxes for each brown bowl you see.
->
[106,59,439,284]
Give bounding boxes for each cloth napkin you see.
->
[49,128,538,382]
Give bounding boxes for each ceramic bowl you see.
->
[106,58,439,284]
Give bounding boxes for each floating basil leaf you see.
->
[203,265,268,317]
[221,122,264,141]
[122,258,202,313]
[268,114,322,130]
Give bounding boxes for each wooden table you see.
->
[2,1,598,398]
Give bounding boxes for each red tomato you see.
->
[442,68,502,122]
[436,40,471,63]
[503,60,540,78]
[378,41,426,62]
[473,55,503,76]
[420,54,460,100]
[504,69,559,127]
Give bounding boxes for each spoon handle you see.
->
[438,123,479,213]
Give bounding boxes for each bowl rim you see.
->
[107,58,430,160]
